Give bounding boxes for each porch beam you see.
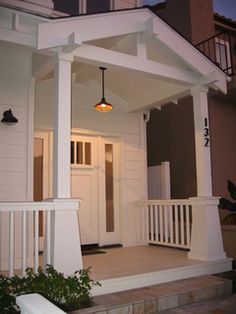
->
[0,28,36,47]
[73,44,201,86]
[129,87,189,112]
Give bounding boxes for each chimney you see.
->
[165,0,215,44]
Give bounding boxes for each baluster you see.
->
[159,205,163,242]
[146,205,149,241]
[155,205,159,242]
[34,211,39,272]
[186,205,191,247]
[174,205,179,245]
[169,205,173,244]
[46,210,51,265]
[22,211,27,275]
[180,205,184,246]
[164,205,168,243]
[150,205,154,241]
[9,211,14,277]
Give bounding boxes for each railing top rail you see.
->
[195,30,229,47]
[0,201,54,211]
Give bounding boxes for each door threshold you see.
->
[100,244,122,249]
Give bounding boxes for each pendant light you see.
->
[94,67,113,113]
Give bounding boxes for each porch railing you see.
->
[195,30,234,76]
[0,202,54,277]
[137,200,192,250]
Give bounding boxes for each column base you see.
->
[188,196,227,262]
[49,199,83,275]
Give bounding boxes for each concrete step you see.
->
[70,275,232,314]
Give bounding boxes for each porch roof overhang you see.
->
[36,8,227,112]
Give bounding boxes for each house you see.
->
[0,0,232,295]
[147,0,236,201]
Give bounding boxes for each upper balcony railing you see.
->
[195,30,235,76]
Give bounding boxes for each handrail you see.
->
[195,30,234,76]
[0,201,54,211]
[196,31,226,46]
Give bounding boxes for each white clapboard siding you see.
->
[0,46,32,201]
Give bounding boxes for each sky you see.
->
[143,0,236,21]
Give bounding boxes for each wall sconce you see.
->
[1,109,18,125]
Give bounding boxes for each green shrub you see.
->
[0,265,100,313]
[0,275,20,314]
[219,180,236,212]
[219,180,236,225]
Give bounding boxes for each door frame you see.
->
[34,131,52,200]
[34,130,122,246]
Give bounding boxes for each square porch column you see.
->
[53,53,72,199]
[50,53,83,274]
[188,86,227,262]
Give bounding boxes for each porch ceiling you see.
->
[34,7,227,112]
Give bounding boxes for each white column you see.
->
[191,86,212,197]
[188,86,227,262]
[53,53,73,199]
[50,53,83,273]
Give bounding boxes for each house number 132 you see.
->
[204,118,210,147]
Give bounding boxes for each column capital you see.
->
[57,52,74,63]
[191,85,208,96]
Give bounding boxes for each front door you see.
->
[71,134,121,246]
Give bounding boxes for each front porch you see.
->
[83,245,232,296]
[0,198,232,296]
[0,5,232,297]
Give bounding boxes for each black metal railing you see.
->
[195,30,234,76]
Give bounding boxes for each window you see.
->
[86,0,110,14]
[215,38,232,75]
[53,0,79,15]
[105,144,114,232]
[71,140,92,166]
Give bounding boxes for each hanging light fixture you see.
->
[94,67,113,113]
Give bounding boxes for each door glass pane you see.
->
[87,0,110,13]
[105,144,114,232]
[85,142,91,165]
[77,141,83,164]
[71,141,75,164]
[216,42,227,70]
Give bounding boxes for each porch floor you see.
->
[82,245,232,296]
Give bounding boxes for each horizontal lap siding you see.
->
[0,46,32,201]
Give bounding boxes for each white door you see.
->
[71,135,121,246]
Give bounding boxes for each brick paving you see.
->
[70,275,233,313]
[159,294,236,313]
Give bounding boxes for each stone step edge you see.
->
[71,278,232,314]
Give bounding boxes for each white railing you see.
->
[0,202,54,277]
[137,200,192,249]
